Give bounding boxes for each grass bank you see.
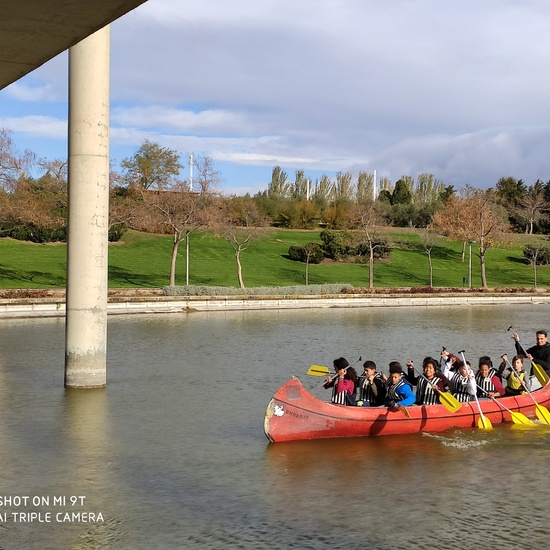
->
[0,229,547,290]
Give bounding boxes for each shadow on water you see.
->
[2,306,550,548]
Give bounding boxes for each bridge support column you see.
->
[64,26,110,388]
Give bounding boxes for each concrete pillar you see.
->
[64,26,110,388]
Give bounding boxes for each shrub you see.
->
[108,224,127,242]
[163,284,354,296]
[288,242,325,264]
[7,223,66,243]
[320,229,354,260]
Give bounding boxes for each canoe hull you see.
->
[264,376,550,443]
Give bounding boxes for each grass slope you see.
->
[0,229,547,290]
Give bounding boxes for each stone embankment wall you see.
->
[1,292,550,318]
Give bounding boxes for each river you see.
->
[0,304,549,549]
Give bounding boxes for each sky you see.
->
[2,0,550,196]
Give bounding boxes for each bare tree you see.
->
[514,183,550,234]
[302,243,321,286]
[216,198,270,289]
[419,229,440,287]
[524,243,547,288]
[0,128,36,192]
[144,182,214,286]
[350,201,388,289]
[191,154,222,194]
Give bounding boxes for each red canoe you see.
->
[263,376,550,443]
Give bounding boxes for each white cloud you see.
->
[111,105,258,135]
[0,116,66,139]
[3,0,550,193]
[3,82,60,102]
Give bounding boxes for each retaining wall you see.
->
[1,293,550,318]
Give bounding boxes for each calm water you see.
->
[1,304,550,549]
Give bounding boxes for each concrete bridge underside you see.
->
[1,1,148,387]
[0,1,146,89]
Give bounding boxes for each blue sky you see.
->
[2,0,550,196]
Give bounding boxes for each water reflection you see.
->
[1,305,550,548]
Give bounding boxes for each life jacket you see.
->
[506,369,527,393]
[415,375,441,405]
[387,377,409,402]
[331,379,355,405]
[476,369,497,396]
[358,373,383,404]
[450,372,472,402]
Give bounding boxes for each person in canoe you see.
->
[498,354,528,396]
[323,357,358,406]
[449,362,476,402]
[405,357,449,405]
[356,360,386,407]
[475,356,505,398]
[439,348,463,378]
[512,329,550,376]
[384,363,415,408]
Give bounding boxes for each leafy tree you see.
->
[391,203,417,227]
[378,189,392,203]
[292,169,308,200]
[439,185,456,202]
[312,174,334,209]
[356,171,374,203]
[495,176,526,207]
[323,202,352,229]
[121,140,183,191]
[414,173,445,205]
[334,172,354,203]
[268,166,290,199]
[378,177,393,196]
[392,178,413,205]
[430,187,509,289]
[278,200,320,229]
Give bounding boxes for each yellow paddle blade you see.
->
[397,404,411,418]
[438,392,462,413]
[509,411,536,426]
[532,362,550,387]
[306,365,331,377]
[477,415,493,429]
[535,404,550,425]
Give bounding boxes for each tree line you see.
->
[2,127,550,289]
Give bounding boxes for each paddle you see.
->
[410,366,462,413]
[306,365,331,377]
[459,350,492,429]
[508,326,550,387]
[309,356,362,380]
[532,361,550,387]
[476,386,535,426]
[397,404,411,418]
[505,359,550,425]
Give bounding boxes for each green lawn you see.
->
[0,229,548,289]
